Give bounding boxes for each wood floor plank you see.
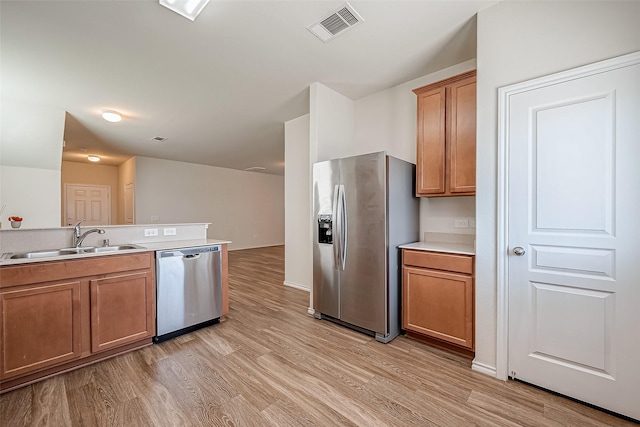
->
[261,398,321,427]
[0,385,32,426]
[30,375,72,426]
[0,245,635,426]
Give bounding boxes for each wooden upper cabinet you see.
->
[416,87,446,194]
[414,71,476,197]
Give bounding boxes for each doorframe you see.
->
[495,50,640,382]
[63,183,112,226]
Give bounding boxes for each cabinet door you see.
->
[1,282,82,379]
[416,87,446,195]
[402,266,473,349]
[447,76,476,194]
[90,271,154,353]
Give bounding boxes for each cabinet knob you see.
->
[513,247,526,256]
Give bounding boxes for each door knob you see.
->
[513,247,526,256]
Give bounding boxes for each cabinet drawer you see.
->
[403,250,473,275]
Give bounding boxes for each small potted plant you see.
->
[8,216,23,229]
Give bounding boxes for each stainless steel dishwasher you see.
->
[154,245,222,343]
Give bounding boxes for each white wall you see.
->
[0,166,61,229]
[354,60,477,239]
[0,104,65,228]
[420,196,475,237]
[309,83,355,163]
[284,114,311,292]
[475,0,640,374]
[134,156,284,251]
[1,103,65,170]
[354,59,476,165]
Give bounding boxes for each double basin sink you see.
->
[3,244,145,260]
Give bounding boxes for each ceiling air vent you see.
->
[151,136,168,142]
[307,2,364,43]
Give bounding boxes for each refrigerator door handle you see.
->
[339,184,348,271]
[332,184,341,269]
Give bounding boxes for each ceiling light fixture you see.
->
[244,167,266,172]
[160,0,210,21]
[101,110,122,122]
[87,155,101,162]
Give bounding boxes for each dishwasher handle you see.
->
[157,245,221,258]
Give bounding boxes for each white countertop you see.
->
[141,239,231,251]
[0,239,231,266]
[399,241,475,256]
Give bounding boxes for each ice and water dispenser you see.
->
[317,214,333,244]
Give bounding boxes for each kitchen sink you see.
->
[3,244,145,260]
[82,244,144,253]
[7,248,85,259]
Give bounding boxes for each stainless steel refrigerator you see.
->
[313,151,419,343]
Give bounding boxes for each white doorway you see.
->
[123,182,135,224]
[64,184,111,226]
[497,51,640,421]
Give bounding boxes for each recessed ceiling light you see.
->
[160,0,210,21]
[102,110,122,122]
[87,155,101,162]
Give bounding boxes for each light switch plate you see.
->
[164,227,176,236]
[144,228,159,237]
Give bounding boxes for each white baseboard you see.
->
[472,360,498,378]
[283,281,310,292]
[307,307,315,316]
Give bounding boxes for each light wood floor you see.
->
[1,246,635,426]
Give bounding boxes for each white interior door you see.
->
[65,184,111,226]
[124,182,135,224]
[507,55,640,421]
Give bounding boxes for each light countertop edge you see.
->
[399,241,475,256]
[142,239,231,251]
[0,239,232,266]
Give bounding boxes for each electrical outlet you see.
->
[454,219,469,229]
[163,227,176,236]
[150,215,160,221]
[144,228,158,237]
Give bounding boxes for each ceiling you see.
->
[1,1,498,175]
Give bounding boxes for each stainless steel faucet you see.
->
[72,219,106,247]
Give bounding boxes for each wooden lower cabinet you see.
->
[402,249,474,351]
[0,281,82,380]
[0,252,155,392]
[90,271,154,353]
